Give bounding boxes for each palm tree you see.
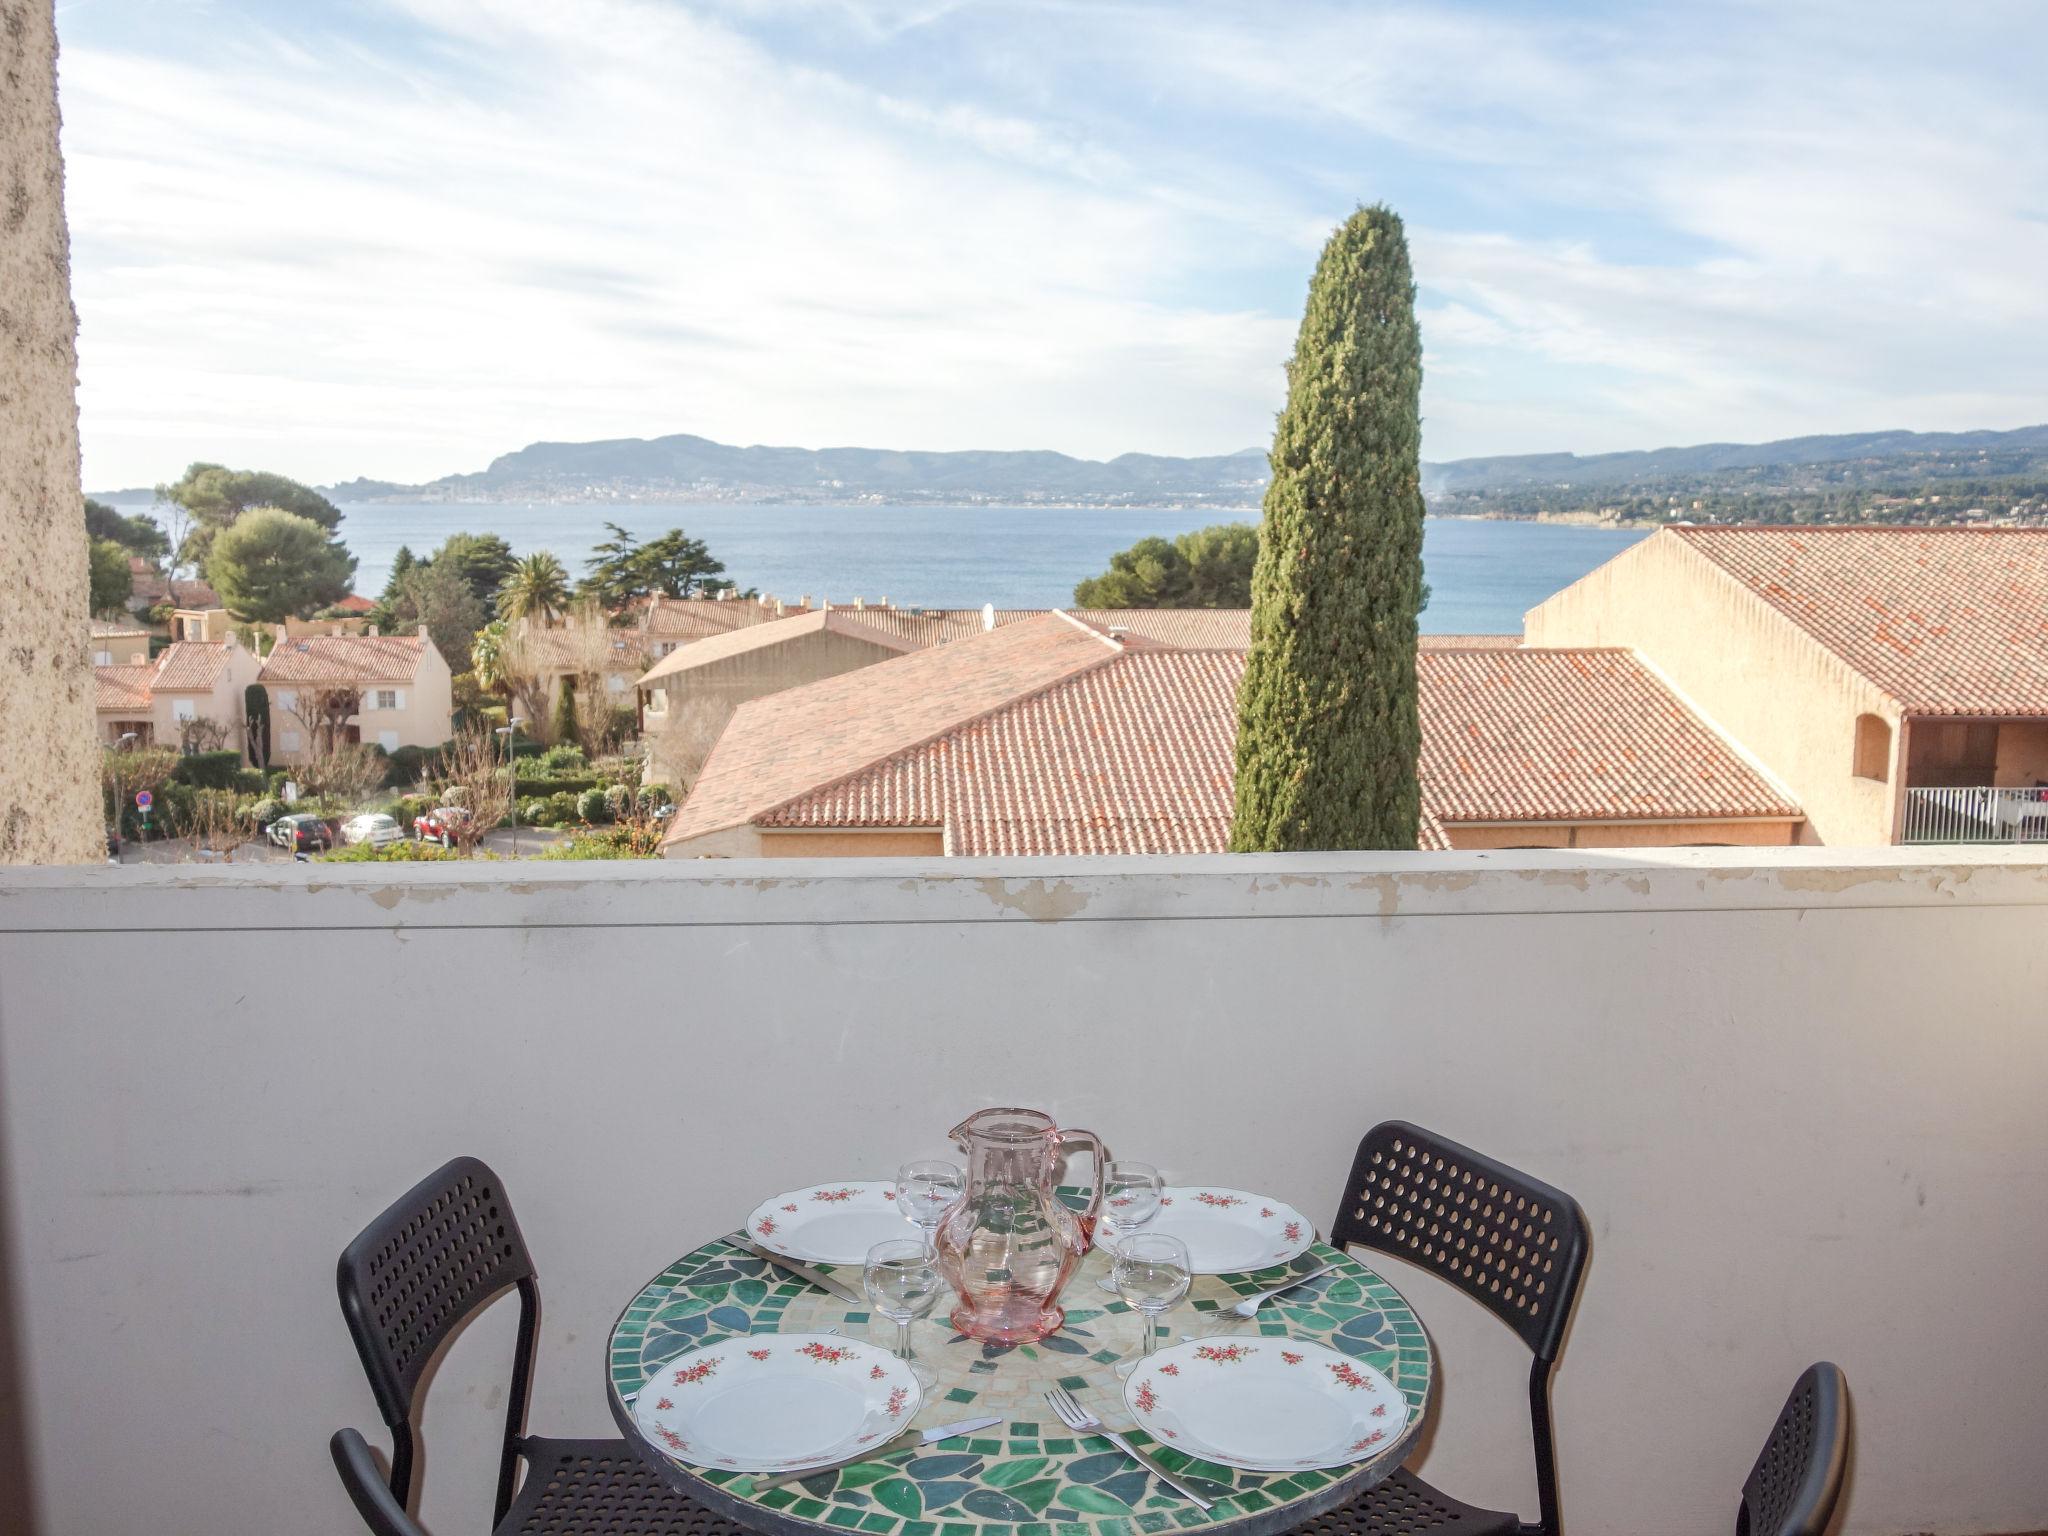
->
[496,552,570,626]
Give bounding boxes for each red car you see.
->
[412,805,473,847]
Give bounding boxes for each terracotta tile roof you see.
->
[331,594,376,614]
[826,608,1048,646]
[95,664,155,712]
[637,609,921,686]
[515,625,653,675]
[1420,633,1523,649]
[666,614,1123,843]
[674,633,1800,854]
[765,650,1241,855]
[150,641,231,692]
[1669,526,2048,715]
[639,594,804,640]
[1067,610,1251,649]
[258,633,424,684]
[90,616,150,638]
[1417,647,1800,826]
[126,559,218,610]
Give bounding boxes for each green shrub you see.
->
[537,824,663,860]
[602,783,631,819]
[317,840,463,862]
[232,767,267,795]
[637,783,672,811]
[172,750,244,790]
[576,787,611,824]
[249,797,285,826]
[385,745,446,794]
[517,796,550,826]
[540,743,587,773]
[545,790,578,825]
[513,773,598,798]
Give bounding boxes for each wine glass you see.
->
[1096,1160,1162,1293]
[1112,1231,1191,1377]
[864,1237,941,1388]
[896,1159,962,1256]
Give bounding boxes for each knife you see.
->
[736,1237,867,1305]
[752,1415,1003,1491]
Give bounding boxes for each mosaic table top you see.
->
[606,1222,1435,1536]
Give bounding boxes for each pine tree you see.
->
[1231,205,1425,852]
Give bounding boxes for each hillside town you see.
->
[90,525,2048,861]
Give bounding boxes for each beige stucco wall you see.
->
[265,641,454,763]
[1444,817,1802,850]
[0,0,99,864]
[87,629,150,667]
[1526,532,1899,846]
[644,628,907,791]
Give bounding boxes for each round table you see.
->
[607,1232,1434,1536]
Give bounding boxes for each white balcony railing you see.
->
[3,850,2048,1536]
[1901,785,2048,843]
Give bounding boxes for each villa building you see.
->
[660,613,1800,857]
[1526,526,2048,844]
[636,602,1257,792]
[91,633,264,753]
[87,617,151,668]
[255,630,454,761]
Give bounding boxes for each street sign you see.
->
[134,790,153,811]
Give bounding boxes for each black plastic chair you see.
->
[1294,1122,1592,1536]
[1739,1363,1849,1536]
[331,1156,741,1535]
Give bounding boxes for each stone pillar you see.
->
[0,0,99,864]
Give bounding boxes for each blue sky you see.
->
[55,0,2048,488]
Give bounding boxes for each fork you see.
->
[1220,1261,1340,1320]
[1042,1387,1213,1511]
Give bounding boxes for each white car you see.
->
[338,813,405,848]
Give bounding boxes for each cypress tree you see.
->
[1231,205,1425,852]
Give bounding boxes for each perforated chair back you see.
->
[1330,1121,1589,1362]
[1329,1121,1591,1536]
[336,1157,539,1515]
[332,1428,431,1536]
[1739,1363,1849,1536]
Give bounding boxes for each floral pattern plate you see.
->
[1122,1337,1409,1473]
[634,1332,922,1474]
[1143,1187,1315,1274]
[745,1180,921,1265]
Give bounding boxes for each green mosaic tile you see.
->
[945,1388,979,1404]
[826,1507,867,1529]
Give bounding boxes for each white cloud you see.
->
[58,0,2048,485]
[62,0,1291,485]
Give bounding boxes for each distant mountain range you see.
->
[90,422,2048,524]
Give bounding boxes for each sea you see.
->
[338,503,1651,636]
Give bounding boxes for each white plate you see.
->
[1123,1337,1408,1472]
[745,1180,921,1265]
[634,1333,922,1473]
[1142,1187,1315,1274]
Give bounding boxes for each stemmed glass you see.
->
[864,1237,941,1388]
[1096,1160,1163,1293]
[896,1159,962,1256]
[1112,1231,1191,1377]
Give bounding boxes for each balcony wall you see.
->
[2,850,2047,1536]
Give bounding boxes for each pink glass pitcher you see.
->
[933,1108,1107,1344]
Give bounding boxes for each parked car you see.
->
[339,813,404,848]
[413,805,473,847]
[268,813,332,853]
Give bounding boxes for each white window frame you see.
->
[372,688,401,711]
[170,697,197,723]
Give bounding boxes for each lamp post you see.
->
[495,715,526,855]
